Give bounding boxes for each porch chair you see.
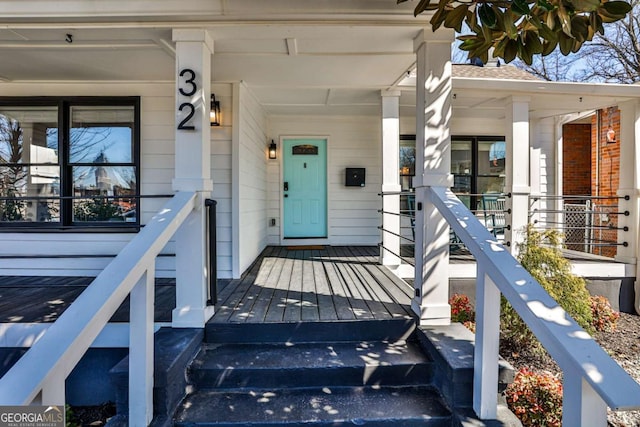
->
[406,194,416,240]
[407,193,463,250]
[481,194,506,238]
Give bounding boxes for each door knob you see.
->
[284,182,289,191]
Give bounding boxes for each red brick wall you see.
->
[591,108,621,257]
[563,123,592,197]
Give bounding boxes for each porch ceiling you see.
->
[2,3,640,119]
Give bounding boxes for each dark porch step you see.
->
[174,385,451,427]
[189,340,433,389]
[205,319,416,344]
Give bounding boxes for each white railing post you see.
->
[562,366,607,427]
[129,267,155,426]
[41,371,65,406]
[473,269,500,419]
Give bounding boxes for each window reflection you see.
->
[69,106,136,223]
[0,107,60,222]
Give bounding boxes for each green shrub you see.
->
[590,295,620,332]
[505,367,563,427]
[501,225,594,351]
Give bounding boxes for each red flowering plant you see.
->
[590,295,620,332]
[505,367,563,427]
[449,294,475,324]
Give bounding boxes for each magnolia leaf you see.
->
[493,37,510,57]
[558,31,574,55]
[444,4,469,33]
[590,11,605,34]
[536,0,555,12]
[538,22,557,42]
[542,39,559,55]
[570,15,590,41]
[414,0,435,15]
[570,0,602,12]
[524,30,544,54]
[519,41,534,65]
[408,0,632,63]
[545,10,557,30]
[503,9,519,39]
[504,39,519,62]
[602,1,633,15]
[430,7,447,31]
[557,3,573,37]
[479,3,498,28]
[512,0,532,16]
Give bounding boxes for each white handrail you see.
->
[0,191,197,424]
[427,186,640,424]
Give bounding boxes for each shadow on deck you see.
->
[210,246,415,324]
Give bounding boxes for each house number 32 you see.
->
[177,68,197,130]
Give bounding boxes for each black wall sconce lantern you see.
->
[268,140,277,159]
[210,94,221,126]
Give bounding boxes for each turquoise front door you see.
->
[283,138,327,238]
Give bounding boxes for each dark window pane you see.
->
[69,106,134,164]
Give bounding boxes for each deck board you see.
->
[0,246,414,326]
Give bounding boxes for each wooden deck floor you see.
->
[0,246,414,325]
[210,246,414,323]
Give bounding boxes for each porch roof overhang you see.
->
[447,76,640,121]
[1,0,639,121]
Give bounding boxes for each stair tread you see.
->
[192,340,430,371]
[175,385,450,425]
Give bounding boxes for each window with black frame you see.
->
[400,135,506,212]
[0,98,140,229]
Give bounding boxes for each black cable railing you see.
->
[378,191,513,263]
[528,194,629,256]
[0,193,174,226]
[378,191,417,266]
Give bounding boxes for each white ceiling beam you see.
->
[0,40,158,49]
[155,38,176,58]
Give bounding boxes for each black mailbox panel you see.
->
[345,168,365,187]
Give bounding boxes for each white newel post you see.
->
[129,268,155,426]
[616,100,640,314]
[412,29,453,325]
[172,29,215,327]
[505,96,531,253]
[380,90,402,267]
[473,269,500,419]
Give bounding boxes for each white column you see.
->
[505,96,531,254]
[412,29,454,325]
[172,29,215,327]
[380,90,402,267]
[616,100,640,314]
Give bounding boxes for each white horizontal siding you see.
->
[235,83,269,276]
[268,115,382,246]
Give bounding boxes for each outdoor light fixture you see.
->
[605,106,616,144]
[268,140,277,159]
[210,94,221,126]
